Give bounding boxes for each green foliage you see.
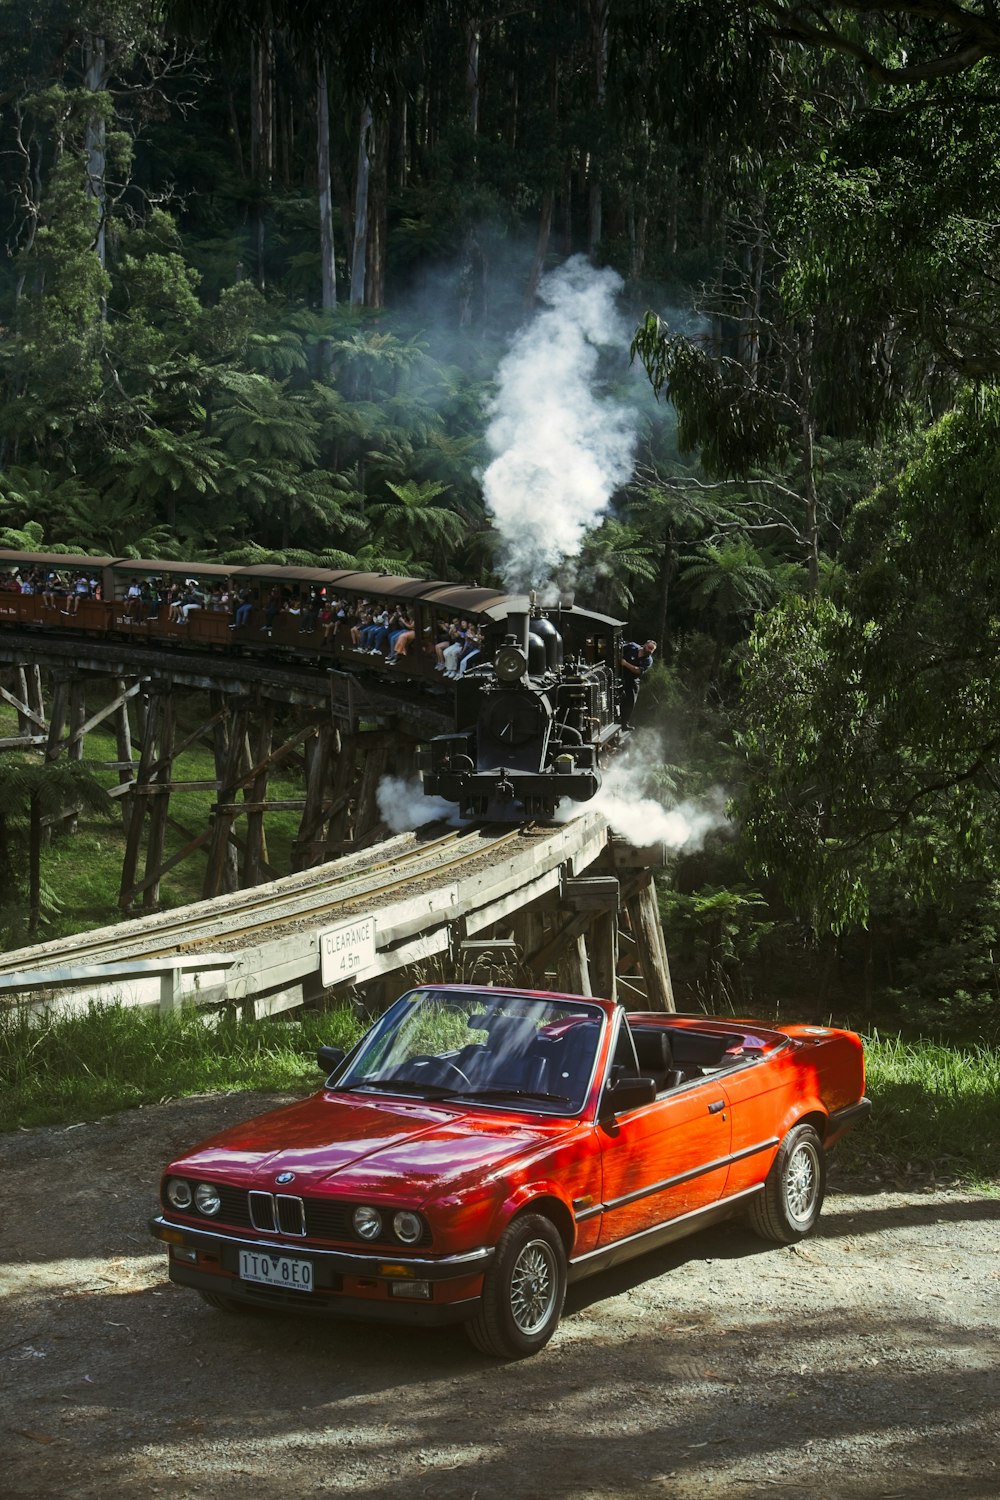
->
[660,882,774,1010]
[738,386,1000,933]
[0,1001,365,1131]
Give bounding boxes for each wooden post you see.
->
[325,730,359,851]
[63,678,86,833]
[625,872,675,1012]
[41,673,70,847]
[119,692,161,910]
[26,663,44,727]
[209,691,239,894]
[15,667,29,736]
[589,907,618,1003]
[558,932,592,996]
[142,686,175,909]
[352,730,391,844]
[294,720,336,871]
[115,678,135,836]
[204,698,252,898]
[242,697,275,886]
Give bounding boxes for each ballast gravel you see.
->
[2,1091,998,1500]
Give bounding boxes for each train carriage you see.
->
[0,547,627,820]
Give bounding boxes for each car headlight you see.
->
[194,1182,221,1216]
[392,1211,424,1245]
[352,1205,383,1240]
[166,1177,192,1209]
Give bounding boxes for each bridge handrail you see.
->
[0,953,236,1014]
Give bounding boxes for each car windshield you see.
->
[336,989,605,1114]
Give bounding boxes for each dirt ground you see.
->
[3,1091,998,1500]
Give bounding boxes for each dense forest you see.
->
[2,0,999,1039]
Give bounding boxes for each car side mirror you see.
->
[600,1075,656,1120]
[317,1045,346,1077]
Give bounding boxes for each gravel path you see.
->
[3,1093,998,1500]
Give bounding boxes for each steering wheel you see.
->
[405,1055,472,1089]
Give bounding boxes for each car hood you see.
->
[169,1089,574,1200]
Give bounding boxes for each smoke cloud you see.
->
[559,732,731,852]
[482,255,638,591]
[377,775,460,834]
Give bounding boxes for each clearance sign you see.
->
[320,916,377,986]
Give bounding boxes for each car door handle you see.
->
[708,1099,726,1114]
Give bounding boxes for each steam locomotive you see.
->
[0,548,625,821]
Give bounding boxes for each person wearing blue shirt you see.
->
[620,638,656,728]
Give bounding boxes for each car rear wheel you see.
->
[748,1122,826,1244]
[466,1213,567,1360]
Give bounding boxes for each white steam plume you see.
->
[377,775,459,834]
[561,732,731,851]
[482,256,637,591]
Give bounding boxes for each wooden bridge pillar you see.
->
[0,663,46,748]
[293,721,338,872]
[142,688,175,909]
[119,685,179,912]
[242,698,276,887]
[204,697,253,899]
[114,677,136,835]
[588,907,619,1003]
[208,691,239,894]
[625,872,675,1012]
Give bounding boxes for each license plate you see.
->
[238,1249,313,1292]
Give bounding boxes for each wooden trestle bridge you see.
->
[0,635,674,1019]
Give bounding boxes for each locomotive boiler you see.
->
[422,602,623,821]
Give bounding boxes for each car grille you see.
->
[213,1185,431,1247]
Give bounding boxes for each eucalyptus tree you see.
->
[738,383,1000,931]
[162,0,436,307]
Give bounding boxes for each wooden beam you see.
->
[0,683,46,730]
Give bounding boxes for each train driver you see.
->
[619,638,657,728]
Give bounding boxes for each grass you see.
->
[843,1031,1000,1187]
[0,1001,364,1132]
[1,1005,997,1188]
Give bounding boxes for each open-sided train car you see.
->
[0,549,627,820]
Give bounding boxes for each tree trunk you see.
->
[350,102,373,306]
[84,34,108,275]
[250,29,275,289]
[799,323,820,593]
[316,54,337,315]
[366,115,387,307]
[466,23,480,134]
[587,0,608,260]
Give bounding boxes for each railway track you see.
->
[0,823,532,975]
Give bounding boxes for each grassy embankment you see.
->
[0,1005,997,1186]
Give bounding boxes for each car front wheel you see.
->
[466,1213,567,1360]
[748,1122,826,1244]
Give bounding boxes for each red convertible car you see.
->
[151,985,870,1359]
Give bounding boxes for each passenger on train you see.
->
[386,612,416,664]
[233,587,254,628]
[67,574,91,615]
